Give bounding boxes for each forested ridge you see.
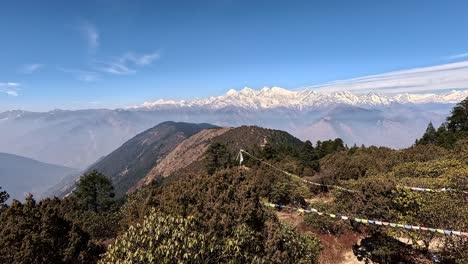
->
[0,98,467,263]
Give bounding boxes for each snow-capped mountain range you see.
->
[0,87,466,170]
[134,87,468,110]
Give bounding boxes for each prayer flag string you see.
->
[239,149,357,193]
[263,202,468,237]
[238,149,467,195]
[401,186,468,194]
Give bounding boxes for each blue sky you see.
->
[1,0,468,111]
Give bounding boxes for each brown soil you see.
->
[275,210,364,264]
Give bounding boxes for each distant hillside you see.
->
[80,121,217,197]
[0,153,78,201]
[0,90,461,171]
[134,125,305,191]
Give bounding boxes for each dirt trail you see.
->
[275,210,363,264]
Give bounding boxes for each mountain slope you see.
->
[134,125,305,191]
[132,127,232,191]
[84,121,217,197]
[0,153,78,201]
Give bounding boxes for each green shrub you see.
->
[0,196,102,264]
[101,209,321,263]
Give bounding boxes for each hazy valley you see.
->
[0,88,463,171]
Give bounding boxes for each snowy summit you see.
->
[135,87,468,110]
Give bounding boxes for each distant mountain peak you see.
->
[132,87,468,110]
[226,89,237,96]
[240,86,255,94]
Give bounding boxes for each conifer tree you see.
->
[205,143,230,175]
[419,122,437,144]
[300,140,320,171]
[261,142,278,160]
[74,170,115,212]
[447,97,468,132]
[0,186,8,208]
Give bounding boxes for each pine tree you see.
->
[316,138,346,158]
[419,122,437,144]
[447,97,468,132]
[416,97,468,148]
[0,186,9,209]
[74,170,115,212]
[261,142,278,160]
[205,143,230,175]
[333,138,346,151]
[300,140,320,171]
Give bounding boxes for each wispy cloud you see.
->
[0,82,20,87]
[448,52,468,59]
[59,68,100,82]
[60,50,160,81]
[94,51,160,75]
[4,90,19,96]
[0,82,20,96]
[81,22,99,51]
[123,52,160,66]
[19,63,44,74]
[77,72,100,82]
[94,60,136,75]
[306,60,468,94]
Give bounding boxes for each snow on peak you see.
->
[132,87,468,110]
[226,89,237,96]
[240,87,255,94]
[270,86,291,94]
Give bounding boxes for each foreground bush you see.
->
[102,168,321,263]
[100,210,207,263]
[0,196,102,264]
[101,209,320,264]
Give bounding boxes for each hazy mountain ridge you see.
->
[0,152,78,201]
[0,89,461,170]
[55,122,217,198]
[0,109,166,169]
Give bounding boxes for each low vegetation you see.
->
[0,97,467,263]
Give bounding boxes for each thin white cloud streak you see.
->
[59,68,100,82]
[4,90,18,96]
[81,22,99,51]
[0,82,20,87]
[94,60,136,75]
[59,51,159,80]
[94,51,160,75]
[0,82,20,96]
[78,72,100,82]
[20,63,44,74]
[123,52,160,66]
[307,60,468,94]
[448,52,468,59]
